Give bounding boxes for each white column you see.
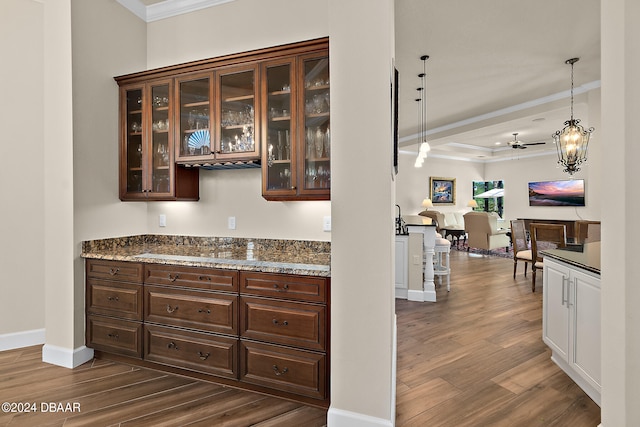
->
[406,225,437,302]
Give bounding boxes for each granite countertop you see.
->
[541,241,600,275]
[81,235,331,277]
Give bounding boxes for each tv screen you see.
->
[528,179,585,207]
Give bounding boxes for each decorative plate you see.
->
[188,130,210,149]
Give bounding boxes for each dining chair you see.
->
[530,223,567,292]
[510,219,532,279]
[575,220,601,243]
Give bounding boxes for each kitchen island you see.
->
[541,242,601,406]
[82,235,331,408]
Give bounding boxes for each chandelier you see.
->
[414,55,430,167]
[552,58,594,175]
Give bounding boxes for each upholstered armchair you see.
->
[463,211,510,252]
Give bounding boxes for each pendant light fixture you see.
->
[552,58,594,175]
[414,55,430,167]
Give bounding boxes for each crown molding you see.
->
[117,0,235,23]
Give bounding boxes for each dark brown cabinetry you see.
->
[116,38,328,202]
[85,259,329,406]
[261,50,330,201]
[118,80,199,201]
[85,259,144,358]
[239,271,328,399]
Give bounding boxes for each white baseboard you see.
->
[42,344,94,369]
[327,407,393,427]
[407,289,436,302]
[0,329,45,351]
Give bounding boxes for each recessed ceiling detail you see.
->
[117,0,235,22]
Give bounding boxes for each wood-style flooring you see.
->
[395,250,601,426]
[0,250,600,426]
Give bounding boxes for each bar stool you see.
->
[433,234,451,291]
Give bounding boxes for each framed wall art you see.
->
[430,177,456,205]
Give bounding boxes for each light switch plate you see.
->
[159,214,166,227]
[228,216,236,230]
[323,216,331,232]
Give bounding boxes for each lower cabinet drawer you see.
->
[144,285,238,336]
[86,315,142,358]
[240,341,326,399]
[144,324,238,379]
[240,296,326,351]
[87,278,142,320]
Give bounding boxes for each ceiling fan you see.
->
[508,133,546,149]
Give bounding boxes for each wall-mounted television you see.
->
[528,179,585,207]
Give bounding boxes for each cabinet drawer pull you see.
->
[272,365,288,376]
[167,341,178,350]
[107,332,119,340]
[198,275,211,281]
[273,283,289,292]
[198,351,210,360]
[198,308,211,314]
[166,305,179,313]
[168,273,179,282]
[107,296,119,302]
[272,319,288,326]
[109,268,120,276]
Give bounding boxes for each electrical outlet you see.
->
[159,214,166,227]
[323,216,331,232]
[228,216,236,230]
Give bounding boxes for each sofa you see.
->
[463,211,510,252]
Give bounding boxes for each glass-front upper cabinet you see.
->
[150,82,172,195]
[262,59,296,198]
[122,86,144,196]
[119,80,199,201]
[216,65,259,160]
[300,53,330,198]
[262,51,330,201]
[176,73,212,161]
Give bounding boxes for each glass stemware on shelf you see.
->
[306,126,330,159]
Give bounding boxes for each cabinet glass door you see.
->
[302,56,330,194]
[264,61,295,194]
[150,82,171,195]
[177,75,212,160]
[124,87,144,194]
[217,66,258,159]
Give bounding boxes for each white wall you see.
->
[601,0,640,424]
[0,0,45,343]
[327,1,395,424]
[144,0,331,242]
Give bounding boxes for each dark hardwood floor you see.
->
[0,250,600,426]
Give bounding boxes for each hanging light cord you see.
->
[570,60,575,121]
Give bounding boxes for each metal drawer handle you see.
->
[107,332,119,340]
[273,365,288,376]
[198,351,210,360]
[166,305,179,313]
[198,308,211,314]
[273,283,289,292]
[272,319,288,326]
[168,273,179,282]
[198,275,211,281]
[167,341,178,350]
[109,268,120,276]
[107,296,119,302]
